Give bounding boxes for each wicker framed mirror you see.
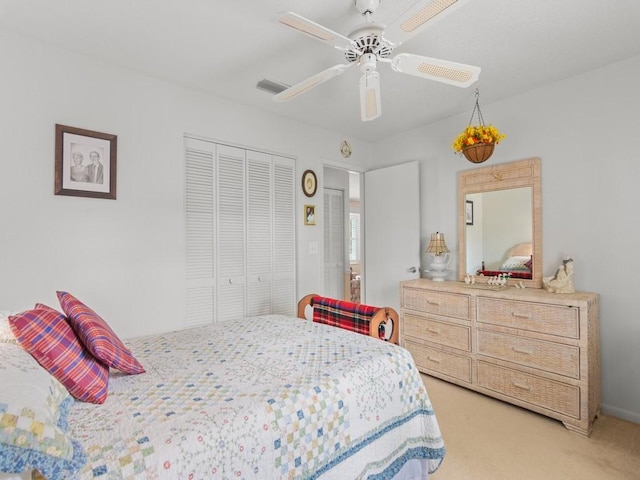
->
[457,157,542,288]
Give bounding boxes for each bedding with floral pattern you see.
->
[66,314,445,479]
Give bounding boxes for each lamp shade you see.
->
[426,232,450,256]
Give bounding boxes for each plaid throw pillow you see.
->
[8,306,109,404]
[312,295,378,336]
[57,291,145,375]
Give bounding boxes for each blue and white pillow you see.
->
[500,255,532,271]
[0,342,86,480]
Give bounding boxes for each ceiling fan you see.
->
[273,0,480,122]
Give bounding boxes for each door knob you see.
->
[408,266,417,273]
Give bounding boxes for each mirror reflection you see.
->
[465,187,533,279]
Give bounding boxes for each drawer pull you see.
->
[426,327,441,335]
[427,356,441,364]
[513,382,531,391]
[512,347,533,355]
[427,301,441,306]
[511,312,532,320]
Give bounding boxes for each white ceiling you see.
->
[2,0,640,142]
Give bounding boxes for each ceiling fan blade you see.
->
[382,0,469,47]
[359,71,382,122]
[391,53,480,87]
[273,64,352,102]
[277,12,357,51]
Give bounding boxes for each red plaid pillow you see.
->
[57,291,145,375]
[312,295,378,336]
[8,305,109,404]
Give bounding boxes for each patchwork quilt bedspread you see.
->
[67,315,445,479]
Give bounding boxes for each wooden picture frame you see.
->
[465,200,474,225]
[304,204,316,225]
[55,124,117,199]
[302,169,317,197]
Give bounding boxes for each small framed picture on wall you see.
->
[465,200,474,225]
[304,205,316,225]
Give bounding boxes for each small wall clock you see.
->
[302,169,317,197]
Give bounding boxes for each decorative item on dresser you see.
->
[399,279,600,436]
[543,257,575,293]
[424,232,452,282]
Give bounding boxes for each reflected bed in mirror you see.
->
[457,158,542,288]
[476,241,533,279]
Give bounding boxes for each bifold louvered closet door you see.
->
[185,136,296,327]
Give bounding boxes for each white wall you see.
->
[0,31,371,337]
[370,55,640,423]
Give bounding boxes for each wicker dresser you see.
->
[400,278,600,436]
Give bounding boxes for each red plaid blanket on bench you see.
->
[312,295,379,337]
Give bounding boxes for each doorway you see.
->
[323,166,362,302]
[323,161,420,311]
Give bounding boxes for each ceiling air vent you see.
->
[256,78,290,95]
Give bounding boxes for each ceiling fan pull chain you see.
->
[468,88,485,126]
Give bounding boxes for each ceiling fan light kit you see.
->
[360,70,381,120]
[274,0,480,122]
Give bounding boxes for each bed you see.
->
[478,242,534,280]
[1,299,445,479]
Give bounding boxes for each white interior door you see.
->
[216,144,246,321]
[246,150,272,317]
[364,161,420,312]
[184,137,216,328]
[324,188,345,299]
[271,156,297,316]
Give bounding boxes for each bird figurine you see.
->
[543,258,575,293]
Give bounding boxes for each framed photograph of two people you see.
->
[55,124,117,199]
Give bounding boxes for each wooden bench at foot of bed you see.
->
[297,294,399,345]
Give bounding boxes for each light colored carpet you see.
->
[422,374,640,480]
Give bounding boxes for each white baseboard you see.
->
[602,404,640,425]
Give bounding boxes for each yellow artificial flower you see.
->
[452,124,505,153]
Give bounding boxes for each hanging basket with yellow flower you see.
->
[452,89,505,164]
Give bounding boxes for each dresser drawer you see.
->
[403,288,471,320]
[405,340,472,383]
[477,297,579,339]
[477,330,579,378]
[404,315,471,351]
[477,361,580,419]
